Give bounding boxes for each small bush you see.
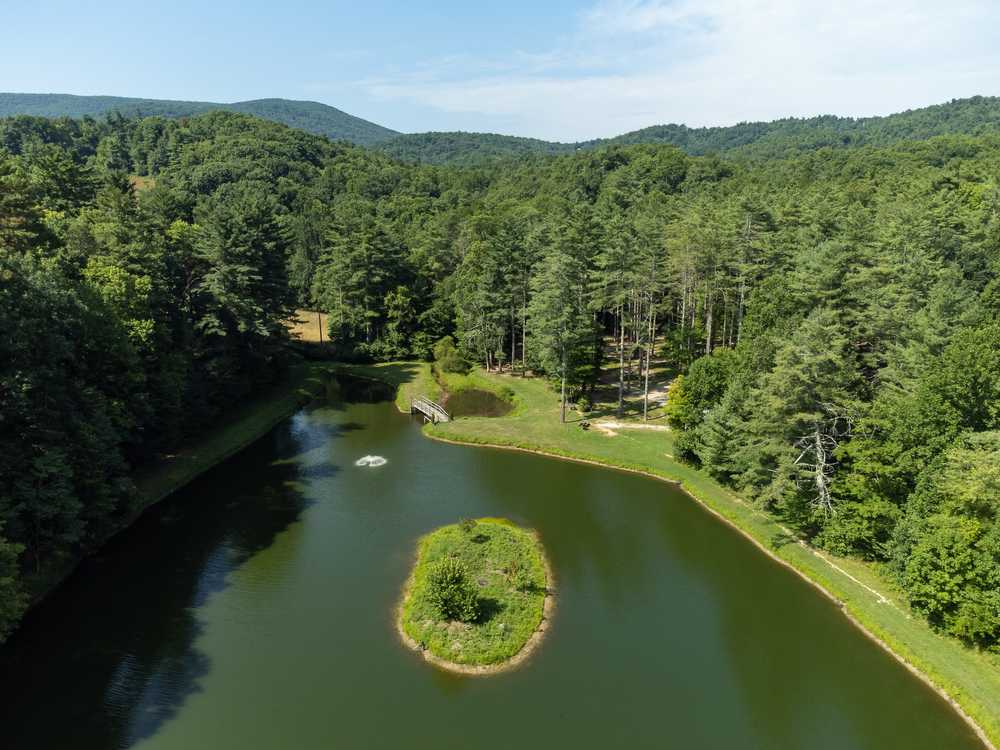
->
[427,558,480,622]
[459,518,477,534]
[576,395,592,414]
[433,335,469,374]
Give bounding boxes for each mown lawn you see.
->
[399,519,548,667]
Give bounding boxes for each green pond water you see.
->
[443,387,513,417]
[0,378,986,749]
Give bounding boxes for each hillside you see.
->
[377,95,1000,164]
[0,93,399,146]
[8,92,1000,165]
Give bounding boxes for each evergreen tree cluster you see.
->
[1,108,998,650]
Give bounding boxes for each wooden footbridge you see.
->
[411,396,450,423]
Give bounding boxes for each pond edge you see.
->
[16,360,336,622]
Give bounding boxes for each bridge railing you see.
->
[411,396,451,423]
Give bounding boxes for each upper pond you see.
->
[0,378,985,749]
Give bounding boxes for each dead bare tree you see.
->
[790,404,857,514]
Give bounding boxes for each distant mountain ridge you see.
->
[3,92,1000,164]
[0,93,399,146]
[374,96,1000,164]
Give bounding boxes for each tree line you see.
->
[1,110,998,652]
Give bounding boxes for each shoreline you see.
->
[18,360,334,618]
[423,431,996,750]
[396,527,555,676]
[10,360,994,747]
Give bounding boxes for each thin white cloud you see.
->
[363,0,1000,140]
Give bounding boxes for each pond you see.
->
[443,387,513,417]
[0,377,985,749]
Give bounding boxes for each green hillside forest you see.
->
[7,92,1000,164]
[0,93,399,146]
[1,105,999,668]
[377,95,1000,164]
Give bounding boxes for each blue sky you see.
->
[3,0,1000,140]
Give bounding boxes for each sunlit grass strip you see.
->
[398,519,552,673]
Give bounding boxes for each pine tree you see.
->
[528,209,596,421]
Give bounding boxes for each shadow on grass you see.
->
[476,597,506,624]
[770,531,800,550]
[516,582,548,596]
[337,362,423,389]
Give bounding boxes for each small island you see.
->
[397,518,552,674]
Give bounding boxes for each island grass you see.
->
[399,519,549,668]
[350,363,998,747]
[433,367,517,417]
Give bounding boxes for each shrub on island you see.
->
[426,558,479,622]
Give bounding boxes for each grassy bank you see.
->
[398,518,550,671]
[356,363,997,747]
[133,360,334,507]
[329,361,441,414]
[25,359,336,603]
[328,361,517,417]
[436,368,516,403]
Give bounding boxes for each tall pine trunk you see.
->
[643,307,655,422]
[560,348,567,423]
[704,286,714,356]
[737,276,746,345]
[618,304,625,418]
[511,313,516,376]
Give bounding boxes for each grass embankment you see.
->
[436,367,514,401]
[436,368,517,417]
[25,359,336,603]
[398,518,551,672]
[133,360,335,506]
[328,361,517,418]
[329,360,441,413]
[355,363,998,747]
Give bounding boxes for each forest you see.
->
[376,95,1000,164]
[0,93,398,146]
[8,92,1000,165]
[1,108,998,655]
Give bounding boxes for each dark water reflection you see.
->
[0,420,317,749]
[0,379,986,749]
[443,388,513,417]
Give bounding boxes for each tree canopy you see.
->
[1,105,998,651]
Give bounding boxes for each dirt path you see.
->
[592,421,671,437]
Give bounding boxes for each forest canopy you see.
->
[1,107,998,652]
